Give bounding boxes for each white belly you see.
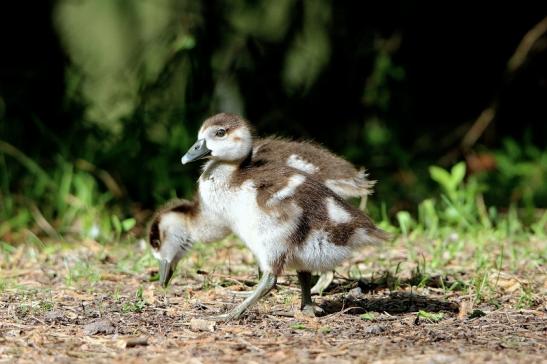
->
[198,164,298,272]
[288,230,353,272]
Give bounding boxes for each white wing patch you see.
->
[267,174,306,206]
[325,197,352,224]
[252,144,262,157]
[287,154,319,174]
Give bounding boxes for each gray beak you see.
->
[181,139,211,164]
[159,259,175,288]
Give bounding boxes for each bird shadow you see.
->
[318,291,459,315]
[313,273,460,315]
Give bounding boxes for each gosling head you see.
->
[148,201,196,287]
[181,113,254,164]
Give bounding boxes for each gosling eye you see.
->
[215,128,226,138]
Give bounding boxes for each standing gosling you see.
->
[176,113,387,320]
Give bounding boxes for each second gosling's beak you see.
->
[159,259,175,288]
[181,139,211,164]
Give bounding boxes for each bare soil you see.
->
[0,240,545,363]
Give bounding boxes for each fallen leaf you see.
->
[458,300,473,320]
[190,318,216,332]
[121,336,149,348]
[100,273,123,282]
[491,272,527,293]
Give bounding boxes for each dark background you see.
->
[1,1,546,223]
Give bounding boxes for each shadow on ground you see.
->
[308,273,461,315]
[318,291,459,315]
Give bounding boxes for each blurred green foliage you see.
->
[0,1,546,242]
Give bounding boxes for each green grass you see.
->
[64,260,102,287]
[3,286,56,318]
[360,312,375,321]
[319,326,332,334]
[365,230,544,307]
[122,287,147,313]
[417,310,444,323]
[0,141,137,245]
[364,161,546,306]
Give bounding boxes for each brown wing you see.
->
[253,137,375,198]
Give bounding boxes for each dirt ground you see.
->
[0,239,545,364]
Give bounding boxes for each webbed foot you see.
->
[301,304,325,317]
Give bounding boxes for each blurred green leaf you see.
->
[111,215,122,236]
[172,35,196,52]
[429,166,453,192]
[451,162,466,187]
[397,210,414,236]
[121,218,136,232]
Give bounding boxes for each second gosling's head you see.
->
[181,113,254,164]
[148,200,197,287]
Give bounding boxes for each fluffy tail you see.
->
[356,168,376,210]
[326,168,376,205]
[368,225,391,243]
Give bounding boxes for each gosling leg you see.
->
[298,271,325,317]
[310,271,334,295]
[215,272,277,321]
[227,290,253,298]
[227,266,265,297]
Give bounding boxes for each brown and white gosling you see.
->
[153,113,387,320]
[149,116,376,293]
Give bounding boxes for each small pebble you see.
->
[44,310,65,323]
[124,337,149,348]
[190,318,216,332]
[365,324,385,335]
[83,319,115,335]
